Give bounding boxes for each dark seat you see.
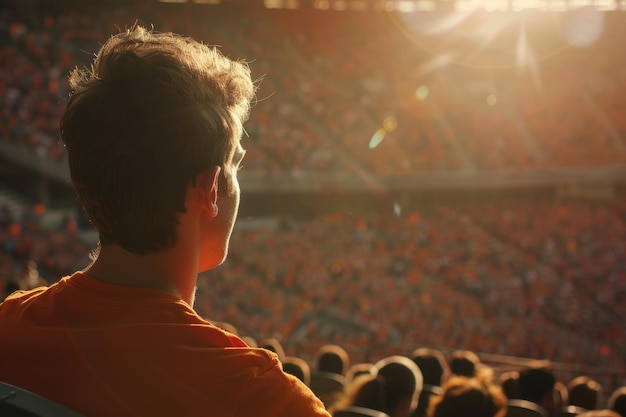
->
[0,381,85,417]
[310,370,346,394]
[334,405,391,417]
[505,399,548,417]
[310,370,346,408]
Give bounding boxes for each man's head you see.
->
[518,367,556,413]
[608,386,626,417]
[448,350,480,378]
[412,347,450,387]
[60,25,254,268]
[316,344,350,375]
[428,376,507,417]
[375,355,424,417]
[499,371,521,400]
[568,376,602,411]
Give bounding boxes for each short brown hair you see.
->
[60,25,254,253]
[429,376,507,417]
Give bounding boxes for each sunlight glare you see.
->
[417,54,454,76]
[516,22,533,65]
[417,10,474,35]
[562,7,605,47]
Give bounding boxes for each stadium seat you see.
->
[505,399,548,417]
[334,405,391,417]
[310,370,346,394]
[309,370,346,409]
[0,381,84,417]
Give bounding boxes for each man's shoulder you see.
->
[0,281,59,316]
[164,344,329,416]
[230,351,330,417]
[2,287,45,303]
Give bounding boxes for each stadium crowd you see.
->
[1,197,625,415]
[3,2,626,174]
[0,203,90,295]
[194,199,626,370]
[2,197,623,384]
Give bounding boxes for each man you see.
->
[427,376,507,417]
[0,25,329,417]
[332,355,422,417]
[568,376,602,411]
[517,367,556,416]
[375,355,424,417]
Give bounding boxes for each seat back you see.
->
[310,370,346,409]
[506,399,548,417]
[334,406,391,417]
[310,370,346,394]
[0,381,85,417]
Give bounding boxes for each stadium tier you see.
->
[2,1,626,184]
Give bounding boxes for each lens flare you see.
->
[387,9,573,70]
[393,201,402,216]
[369,128,386,149]
[562,7,605,47]
[383,116,399,132]
[415,85,430,100]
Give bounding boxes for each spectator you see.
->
[412,348,450,387]
[260,337,287,362]
[518,367,556,416]
[346,363,377,383]
[427,376,507,417]
[284,356,312,386]
[375,355,424,417]
[448,350,480,378]
[241,336,258,348]
[316,344,351,376]
[499,371,521,400]
[411,348,449,417]
[569,376,603,411]
[0,25,329,417]
[608,387,626,417]
[332,374,386,415]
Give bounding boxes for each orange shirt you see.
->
[0,272,329,417]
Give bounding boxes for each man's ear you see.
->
[197,166,221,217]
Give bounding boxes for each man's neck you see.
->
[84,243,198,305]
